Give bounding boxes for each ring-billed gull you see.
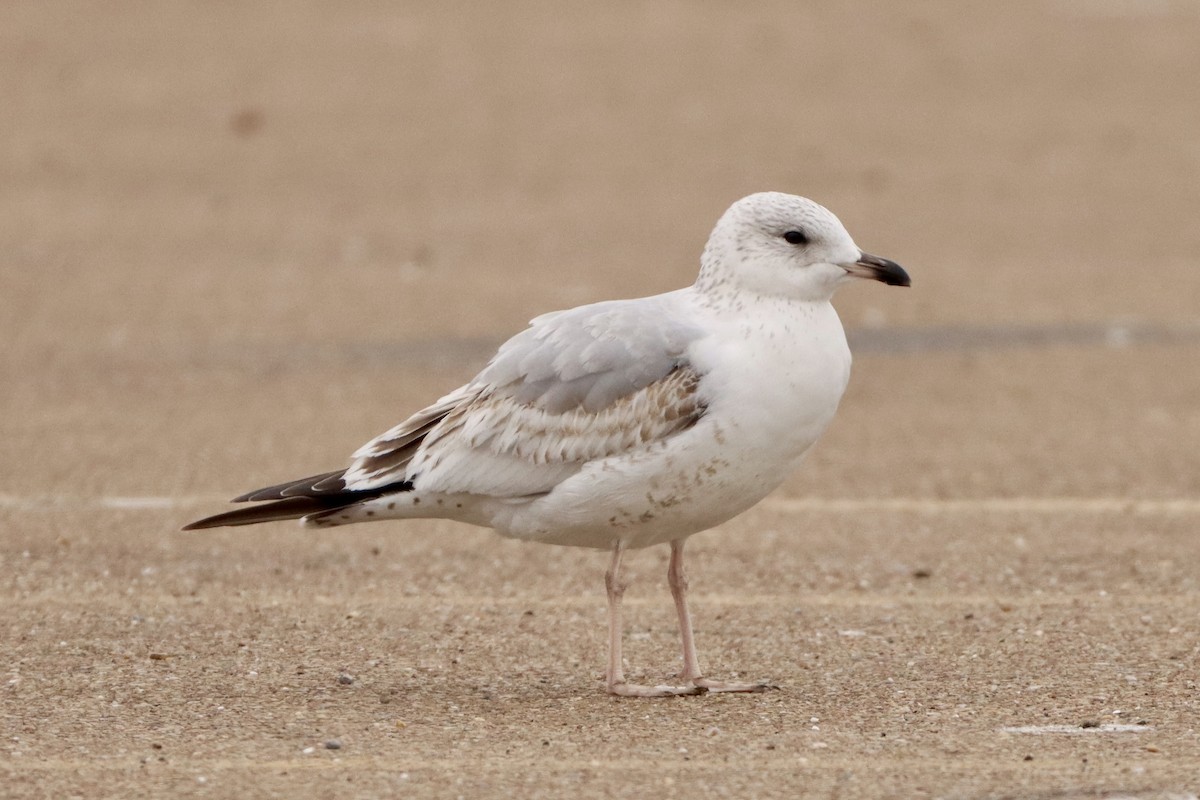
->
[185,192,910,697]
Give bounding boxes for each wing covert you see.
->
[342,292,708,496]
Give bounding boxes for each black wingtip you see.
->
[185,477,418,531]
[181,496,335,530]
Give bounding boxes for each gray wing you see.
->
[342,291,708,496]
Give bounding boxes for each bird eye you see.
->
[782,230,809,245]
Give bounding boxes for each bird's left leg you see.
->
[668,538,772,693]
[605,540,701,697]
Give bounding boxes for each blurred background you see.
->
[5,5,1200,795]
[3,0,1198,499]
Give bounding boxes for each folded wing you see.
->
[344,292,708,498]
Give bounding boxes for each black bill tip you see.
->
[847,252,911,287]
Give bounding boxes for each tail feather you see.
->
[185,473,416,531]
[182,496,355,530]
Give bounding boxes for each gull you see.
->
[184,192,910,697]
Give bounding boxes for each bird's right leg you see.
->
[605,540,702,697]
[669,538,772,693]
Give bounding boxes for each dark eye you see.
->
[782,230,809,245]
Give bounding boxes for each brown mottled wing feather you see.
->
[344,370,706,498]
[334,387,475,492]
[338,295,707,496]
[339,294,708,496]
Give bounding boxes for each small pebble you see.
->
[337,673,354,685]
[324,740,342,750]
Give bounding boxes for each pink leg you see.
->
[605,540,701,697]
[669,538,772,693]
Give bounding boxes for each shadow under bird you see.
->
[185,191,911,697]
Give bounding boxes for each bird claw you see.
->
[605,677,777,696]
[607,681,705,698]
[691,677,776,693]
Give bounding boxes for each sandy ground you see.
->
[3,2,1200,798]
